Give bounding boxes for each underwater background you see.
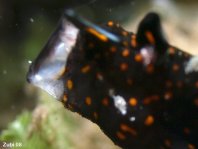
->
[0,0,198,148]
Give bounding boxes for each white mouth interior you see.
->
[28,17,79,99]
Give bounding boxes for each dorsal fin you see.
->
[64,9,121,44]
[136,12,169,54]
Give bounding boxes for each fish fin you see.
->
[136,12,169,54]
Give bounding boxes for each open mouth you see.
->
[27,9,121,100]
[27,13,79,99]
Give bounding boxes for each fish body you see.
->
[27,10,198,149]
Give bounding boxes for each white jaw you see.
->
[27,17,79,100]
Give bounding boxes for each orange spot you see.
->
[60,67,66,76]
[168,47,175,55]
[134,54,143,62]
[86,27,108,42]
[184,127,191,135]
[126,78,133,85]
[120,63,128,71]
[131,35,137,47]
[85,97,92,106]
[151,95,160,101]
[129,98,138,106]
[195,81,198,88]
[110,46,117,53]
[143,95,160,105]
[146,64,154,74]
[164,91,173,100]
[54,67,66,80]
[63,94,68,103]
[116,131,126,140]
[81,65,91,73]
[122,49,130,57]
[143,97,152,105]
[107,21,114,27]
[145,31,155,44]
[188,144,195,149]
[102,98,109,106]
[122,31,128,36]
[144,115,154,126]
[164,139,172,147]
[172,64,180,72]
[120,124,137,136]
[194,98,198,107]
[67,79,73,90]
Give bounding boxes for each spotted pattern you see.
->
[144,115,154,126]
[129,98,138,107]
[30,11,198,149]
[67,79,73,90]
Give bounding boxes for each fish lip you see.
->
[26,63,35,83]
[26,73,32,83]
[27,61,39,83]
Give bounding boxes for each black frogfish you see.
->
[27,10,198,149]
